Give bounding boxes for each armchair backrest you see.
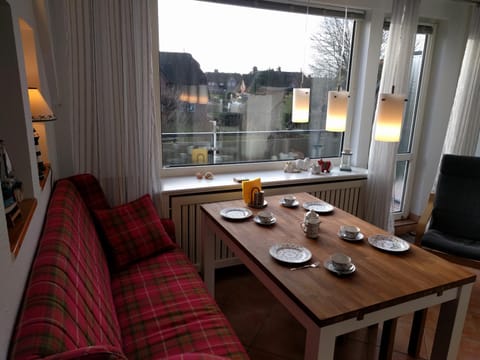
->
[430,154,480,240]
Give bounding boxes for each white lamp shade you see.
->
[325,90,349,132]
[198,85,209,104]
[292,88,310,123]
[374,93,406,142]
[28,88,56,121]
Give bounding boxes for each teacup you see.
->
[330,253,352,271]
[340,225,360,239]
[257,211,274,223]
[282,195,296,206]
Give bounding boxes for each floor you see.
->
[215,256,480,359]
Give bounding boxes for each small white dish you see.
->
[303,201,334,214]
[269,244,312,264]
[220,207,253,220]
[368,234,410,252]
[280,199,299,208]
[254,215,277,226]
[338,231,364,242]
[324,259,356,276]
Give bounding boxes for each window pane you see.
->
[393,160,409,213]
[158,0,354,167]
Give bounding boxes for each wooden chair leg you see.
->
[379,318,397,360]
[408,309,427,357]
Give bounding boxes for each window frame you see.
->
[157,0,363,176]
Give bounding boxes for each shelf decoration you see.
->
[28,88,56,180]
[1,140,23,227]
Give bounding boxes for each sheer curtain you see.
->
[57,0,160,205]
[365,0,420,231]
[441,5,480,157]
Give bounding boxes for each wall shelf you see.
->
[8,198,37,257]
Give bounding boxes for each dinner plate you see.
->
[279,199,300,208]
[338,232,364,242]
[368,234,410,252]
[254,216,277,226]
[324,259,356,276]
[303,201,334,214]
[220,207,253,220]
[269,244,312,264]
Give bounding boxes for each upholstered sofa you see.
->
[9,174,248,360]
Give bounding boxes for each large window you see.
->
[158,0,358,168]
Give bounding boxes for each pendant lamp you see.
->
[292,88,310,123]
[325,90,349,132]
[374,93,406,142]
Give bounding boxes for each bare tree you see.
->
[309,17,352,89]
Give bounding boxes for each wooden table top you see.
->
[201,192,476,326]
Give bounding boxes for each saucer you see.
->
[254,215,276,226]
[280,199,299,208]
[323,259,356,276]
[337,231,364,242]
[248,200,268,209]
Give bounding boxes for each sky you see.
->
[158,0,322,75]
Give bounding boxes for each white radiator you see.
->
[166,180,366,269]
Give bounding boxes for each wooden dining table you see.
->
[200,192,476,360]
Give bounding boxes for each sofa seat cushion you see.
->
[111,248,248,360]
[423,229,480,260]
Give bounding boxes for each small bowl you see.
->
[340,225,360,239]
[282,195,296,206]
[257,211,274,223]
[330,253,352,271]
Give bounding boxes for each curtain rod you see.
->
[196,0,366,19]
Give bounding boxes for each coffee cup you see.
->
[283,195,296,206]
[330,253,352,271]
[257,211,273,223]
[340,225,360,239]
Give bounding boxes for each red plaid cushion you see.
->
[94,194,175,270]
[111,248,249,360]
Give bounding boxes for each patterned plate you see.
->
[303,201,334,214]
[269,243,312,264]
[220,207,253,220]
[368,234,410,252]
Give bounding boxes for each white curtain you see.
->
[441,6,480,157]
[59,0,160,205]
[365,0,420,231]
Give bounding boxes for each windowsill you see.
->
[159,166,367,195]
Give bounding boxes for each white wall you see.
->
[0,0,56,356]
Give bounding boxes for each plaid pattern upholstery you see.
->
[94,194,175,270]
[68,173,111,210]
[111,248,249,360]
[9,180,125,359]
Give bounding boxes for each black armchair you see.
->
[415,154,480,268]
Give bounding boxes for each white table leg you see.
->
[201,212,216,296]
[305,326,336,360]
[431,283,473,360]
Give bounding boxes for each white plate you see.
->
[220,207,253,220]
[338,232,364,242]
[368,234,410,252]
[324,259,356,276]
[303,201,334,214]
[269,244,312,264]
[280,199,299,208]
[254,216,277,226]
